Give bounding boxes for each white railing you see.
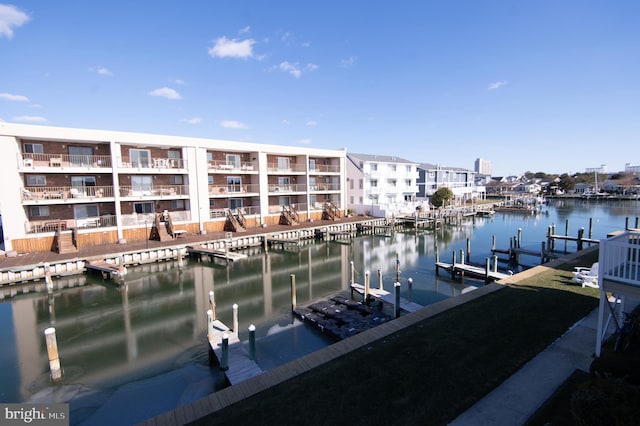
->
[19,153,112,168]
[599,230,640,286]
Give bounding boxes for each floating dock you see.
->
[208,319,262,385]
[294,295,393,341]
[435,261,511,282]
[85,260,126,279]
[350,283,423,313]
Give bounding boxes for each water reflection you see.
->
[1,199,639,415]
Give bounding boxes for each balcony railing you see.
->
[268,184,307,193]
[309,183,340,191]
[309,164,340,173]
[119,157,186,169]
[210,206,261,219]
[119,185,188,197]
[19,153,112,168]
[267,163,307,173]
[208,161,257,172]
[22,186,114,201]
[26,215,118,234]
[268,203,307,214]
[208,184,260,195]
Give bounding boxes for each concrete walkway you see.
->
[450,307,601,425]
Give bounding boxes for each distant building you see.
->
[346,153,419,217]
[625,163,640,174]
[417,164,482,203]
[474,158,492,176]
[585,164,607,174]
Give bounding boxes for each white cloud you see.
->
[220,120,248,129]
[297,138,312,145]
[0,4,29,39]
[239,26,251,35]
[174,79,185,85]
[13,115,47,123]
[281,119,291,125]
[0,92,29,102]
[208,37,255,59]
[305,120,318,127]
[181,117,201,125]
[488,81,508,90]
[149,87,181,100]
[276,62,318,79]
[340,56,357,68]
[89,66,113,76]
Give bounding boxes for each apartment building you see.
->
[416,163,481,203]
[0,123,346,253]
[346,153,419,217]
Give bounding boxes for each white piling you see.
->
[290,274,297,312]
[377,268,383,290]
[207,309,213,341]
[232,303,239,335]
[44,263,53,292]
[209,290,216,320]
[350,261,355,286]
[364,271,370,301]
[44,327,62,382]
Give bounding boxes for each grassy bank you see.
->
[191,252,600,425]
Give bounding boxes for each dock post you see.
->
[435,247,440,277]
[491,235,496,252]
[407,277,413,302]
[209,291,216,320]
[290,274,297,312]
[178,249,184,268]
[221,334,229,371]
[541,241,546,264]
[485,257,490,283]
[378,268,383,290]
[589,218,593,239]
[44,263,53,292]
[466,238,471,259]
[625,217,629,230]
[44,327,63,383]
[207,309,214,341]
[565,219,570,252]
[248,324,256,361]
[493,255,498,273]
[577,228,584,251]
[394,282,401,318]
[451,251,457,279]
[517,228,522,248]
[232,303,239,336]
[364,271,370,302]
[350,261,355,287]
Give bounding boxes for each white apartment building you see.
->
[417,163,481,203]
[0,123,346,253]
[474,158,492,176]
[346,153,419,217]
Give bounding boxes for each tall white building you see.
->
[474,158,492,176]
[346,153,419,217]
[0,123,347,253]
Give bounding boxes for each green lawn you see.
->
[191,253,600,426]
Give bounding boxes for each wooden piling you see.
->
[220,334,229,371]
[248,324,256,361]
[44,327,62,382]
[377,268,383,290]
[394,282,401,318]
[232,303,239,335]
[290,274,297,312]
[209,290,216,320]
[364,271,370,301]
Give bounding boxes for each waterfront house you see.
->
[416,163,482,204]
[346,153,419,217]
[0,123,347,254]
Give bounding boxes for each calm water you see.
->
[1,198,638,424]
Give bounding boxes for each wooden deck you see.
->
[350,283,423,313]
[209,319,262,385]
[436,261,511,282]
[187,246,247,262]
[85,260,126,278]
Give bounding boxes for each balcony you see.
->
[26,215,117,234]
[208,161,257,172]
[309,164,340,174]
[268,184,307,194]
[19,153,112,169]
[119,157,186,170]
[309,183,341,192]
[208,184,259,196]
[210,205,261,219]
[267,163,306,173]
[21,186,114,202]
[118,185,188,197]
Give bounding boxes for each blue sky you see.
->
[1,1,638,176]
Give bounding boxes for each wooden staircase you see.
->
[53,221,78,254]
[322,202,340,221]
[280,205,300,226]
[225,209,247,232]
[149,213,174,242]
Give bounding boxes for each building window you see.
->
[169,175,183,185]
[130,149,151,167]
[406,165,411,172]
[171,200,185,210]
[350,196,354,204]
[371,180,377,187]
[30,206,49,217]
[26,175,46,186]
[24,143,43,153]
[133,202,154,214]
[226,154,241,168]
[359,179,363,189]
[208,176,214,185]
[277,157,290,171]
[350,179,354,189]
[406,179,412,187]
[131,176,153,194]
[309,159,316,171]
[207,152,213,162]
[371,163,377,171]
[388,179,397,187]
[227,176,241,192]
[359,196,363,203]
[389,164,396,172]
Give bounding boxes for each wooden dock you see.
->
[187,246,247,262]
[265,237,300,250]
[85,260,126,278]
[435,261,511,283]
[208,319,262,385]
[350,283,423,313]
